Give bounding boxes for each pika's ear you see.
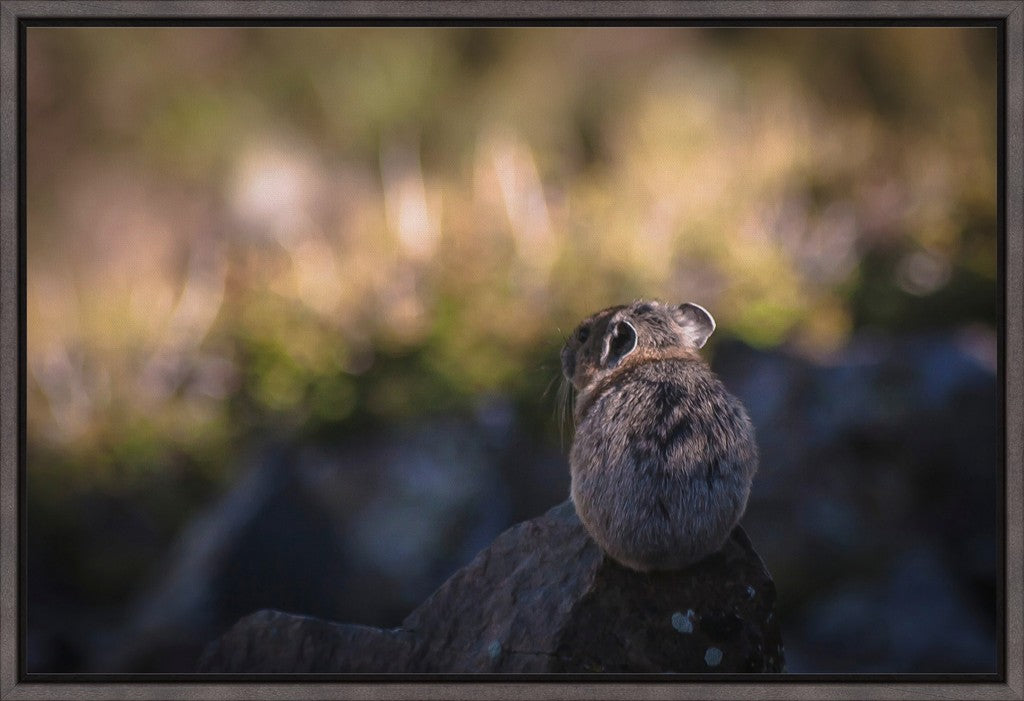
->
[600,319,638,368]
[672,302,716,349]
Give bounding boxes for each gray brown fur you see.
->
[561,300,758,572]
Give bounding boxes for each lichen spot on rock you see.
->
[671,610,694,634]
[487,640,502,660]
[704,647,723,667]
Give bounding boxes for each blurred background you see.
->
[25,26,998,674]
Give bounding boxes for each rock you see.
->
[199,500,784,673]
[96,419,515,672]
[197,611,417,673]
[713,332,998,672]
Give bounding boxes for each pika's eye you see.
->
[576,326,590,343]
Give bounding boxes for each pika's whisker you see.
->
[556,377,574,450]
[542,373,560,399]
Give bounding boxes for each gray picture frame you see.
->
[2,2,1021,699]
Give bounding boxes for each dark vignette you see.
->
[1,2,1021,700]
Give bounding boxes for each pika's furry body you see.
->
[562,300,758,572]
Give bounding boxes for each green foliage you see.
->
[26,26,997,510]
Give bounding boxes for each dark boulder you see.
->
[95,420,515,672]
[200,500,784,673]
[714,333,999,671]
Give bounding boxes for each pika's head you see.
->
[560,300,716,391]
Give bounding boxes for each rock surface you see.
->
[92,420,516,672]
[199,500,784,673]
[715,333,998,671]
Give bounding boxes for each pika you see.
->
[561,300,758,572]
